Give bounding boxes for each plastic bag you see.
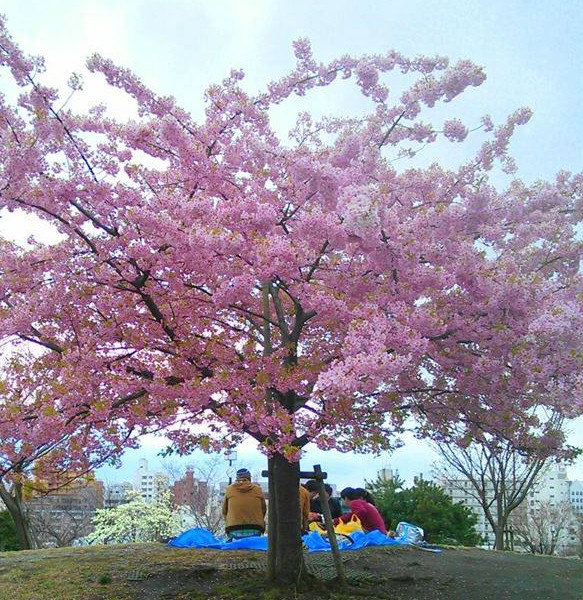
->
[309,514,363,536]
[335,514,363,535]
[309,521,326,533]
[395,521,424,543]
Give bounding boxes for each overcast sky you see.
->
[1,1,581,487]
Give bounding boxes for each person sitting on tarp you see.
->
[222,468,266,540]
[299,484,311,533]
[354,487,378,506]
[304,480,342,521]
[335,487,387,534]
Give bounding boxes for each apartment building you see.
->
[569,480,583,515]
[103,481,134,508]
[134,458,169,503]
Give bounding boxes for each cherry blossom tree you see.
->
[0,350,135,549]
[0,17,581,582]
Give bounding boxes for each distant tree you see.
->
[162,456,224,534]
[510,500,574,556]
[366,471,406,525]
[0,510,19,551]
[183,459,224,535]
[27,482,101,548]
[368,476,480,545]
[432,426,577,551]
[86,491,181,544]
[159,457,188,485]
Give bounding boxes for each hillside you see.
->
[0,542,581,600]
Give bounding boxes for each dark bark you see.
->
[266,456,277,580]
[494,524,505,551]
[0,481,34,550]
[266,453,307,585]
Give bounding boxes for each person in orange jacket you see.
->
[299,484,310,532]
[222,468,266,540]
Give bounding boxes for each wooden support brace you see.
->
[261,469,328,480]
[313,464,347,585]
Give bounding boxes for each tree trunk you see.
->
[494,521,506,551]
[494,517,508,550]
[0,481,35,550]
[266,456,278,580]
[266,453,306,585]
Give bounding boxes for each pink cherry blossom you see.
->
[0,19,581,573]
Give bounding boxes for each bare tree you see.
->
[165,455,225,534]
[189,458,224,534]
[577,515,583,558]
[510,499,574,555]
[28,504,95,548]
[27,484,102,547]
[160,457,187,485]
[434,437,550,551]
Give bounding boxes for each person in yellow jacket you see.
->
[299,484,311,533]
[222,468,266,540]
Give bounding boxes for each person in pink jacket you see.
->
[335,487,387,534]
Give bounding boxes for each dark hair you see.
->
[304,480,319,493]
[340,487,358,501]
[354,487,376,506]
[324,484,333,496]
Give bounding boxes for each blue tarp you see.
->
[168,527,420,553]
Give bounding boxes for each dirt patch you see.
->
[341,546,583,600]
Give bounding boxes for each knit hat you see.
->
[304,479,319,493]
[236,468,251,480]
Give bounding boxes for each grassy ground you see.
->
[0,542,581,600]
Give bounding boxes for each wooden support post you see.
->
[262,463,346,585]
[313,464,347,585]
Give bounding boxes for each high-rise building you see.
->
[568,480,583,515]
[439,476,495,546]
[527,463,570,506]
[440,463,580,555]
[134,458,169,503]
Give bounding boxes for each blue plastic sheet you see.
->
[168,528,224,549]
[168,527,425,553]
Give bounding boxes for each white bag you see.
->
[396,521,424,543]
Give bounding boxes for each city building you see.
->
[439,476,496,546]
[528,463,570,506]
[25,475,104,547]
[440,462,580,555]
[103,481,134,508]
[569,480,583,515]
[171,467,209,512]
[134,458,169,503]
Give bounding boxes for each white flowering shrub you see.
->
[85,490,181,544]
